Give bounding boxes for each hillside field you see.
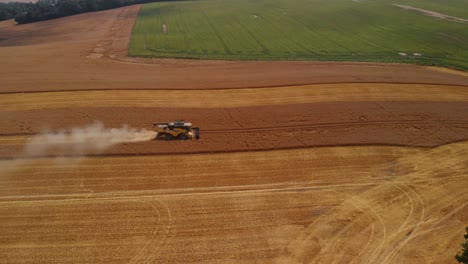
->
[0,3,468,263]
[129,0,468,70]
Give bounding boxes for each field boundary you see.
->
[2,139,468,161]
[0,82,467,94]
[0,142,433,160]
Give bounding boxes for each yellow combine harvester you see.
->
[153,120,200,140]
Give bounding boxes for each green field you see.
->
[129,0,468,70]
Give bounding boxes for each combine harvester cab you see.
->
[153,120,200,140]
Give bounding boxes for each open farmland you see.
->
[1,142,467,263]
[0,2,468,264]
[129,0,468,69]
[1,82,467,263]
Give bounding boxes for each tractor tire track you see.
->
[203,120,468,134]
[202,11,232,55]
[351,224,376,264]
[127,198,172,264]
[377,183,425,264]
[349,196,388,264]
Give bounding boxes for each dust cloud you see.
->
[24,121,157,157]
[0,122,157,176]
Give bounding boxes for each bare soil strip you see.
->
[1,101,467,157]
[394,4,468,24]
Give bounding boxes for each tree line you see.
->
[0,0,170,24]
[456,226,468,264]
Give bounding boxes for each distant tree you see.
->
[4,0,179,24]
[0,2,32,21]
[0,7,8,21]
[79,0,98,12]
[98,0,122,10]
[56,0,82,16]
[455,226,468,264]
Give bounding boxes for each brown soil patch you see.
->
[1,101,467,158]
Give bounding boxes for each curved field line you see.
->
[399,200,468,241]
[381,183,426,264]
[129,198,172,264]
[308,200,366,263]
[327,205,382,264]
[128,200,163,264]
[351,224,376,264]
[305,194,388,264]
[270,195,367,263]
[382,200,468,264]
[350,196,388,264]
[427,201,468,230]
[372,183,420,263]
[392,184,415,233]
[352,182,419,263]
[329,223,377,264]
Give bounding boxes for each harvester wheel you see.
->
[165,134,173,140]
[178,133,188,140]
